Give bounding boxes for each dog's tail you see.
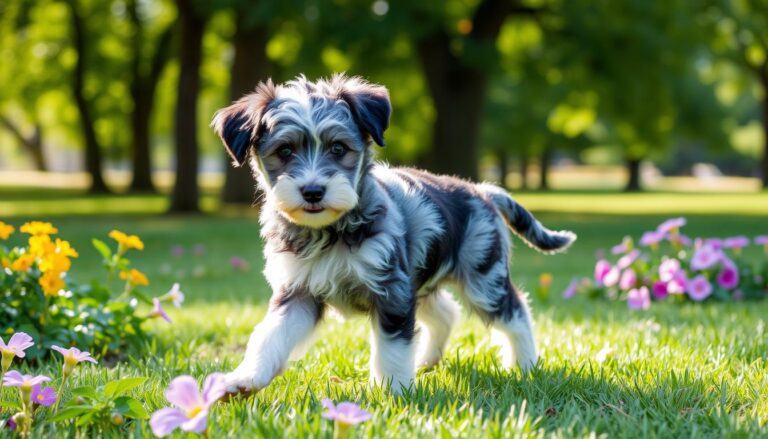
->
[480,184,576,254]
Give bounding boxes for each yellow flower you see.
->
[119,268,149,286]
[0,222,14,240]
[55,239,79,258]
[39,253,71,273]
[1,257,10,269]
[11,254,35,272]
[29,235,55,257]
[39,271,65,297]
[20,221,58,236]
[109,230,144,251]
[539,272,553,288]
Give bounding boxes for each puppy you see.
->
[212,74,576,394]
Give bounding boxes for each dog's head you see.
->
[212,74,391,228]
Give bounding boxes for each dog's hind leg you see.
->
[463,274,538,372]
[415,289,460,370]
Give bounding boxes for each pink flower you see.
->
[229,256,249,271]
[321,399,372,426]
[716,262,739,290]
[149,374,227,437]
[686,275,713,301]
[603,266,620,288]
[2,371,51,390]
[611,236,633,255]
[51,345,97,377]
[161,283,185,308]
[659,258,681,283]
[703,238,723,250]
[667,271,688,294]
[619,268,637,290]
[690,244,722,271]
[30,385,56,406]
[594,260,612,286]
[0,332,34,371]
[723,236,749,250]
[657,217,686,234]
[617,249,640,269]
[562,278,579,299]
[627,287,650,310]
[652,281,668,300]
[150,298,172,323]
[639,231,665,248]
[755,235,768,246]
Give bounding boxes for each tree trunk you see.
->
[0,116,47,171]
[496,149,509,189]
[539,146,552,190]
[127,1,174,193]
[415,0,530,181]
[169,0,204,213]
[67,0,109,193]
[760,72,768,189]
[519,151,529,189]
[625,157,642,192]
[222,21,272,204]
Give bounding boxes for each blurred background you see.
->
[0,0,766,213]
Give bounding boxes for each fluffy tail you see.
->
[480,184,576,254]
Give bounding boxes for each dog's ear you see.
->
[337,76,391,147]
[211,80,276,166]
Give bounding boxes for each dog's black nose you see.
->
[301,185,325,203]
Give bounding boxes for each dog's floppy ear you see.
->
[211,80,276,166]
[336,75,391,147]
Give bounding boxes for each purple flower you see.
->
[594,260,612,286]
[5,417,16,431]
[150,298,172,323]
[193,244,206,257]
[51,345,97,377]
[162,283,185,308]
[2,371,51,390]
[639,230,665,248]
[30,385,56,406]
[667,271,688,294]
[690,244,722,271]
[659,258,681,283]
[652,281,668,300]
[321,399,372,426]
[703,238,723,250]
[617,249,640,270]
[229,256,249,271]
[149,374,227,437]
[171,245,185,258]
[627,286,650,310]
[562,278,579,299]
[657,217,686,235]
[671,234,692,247]
[716,262,739,290]
[619,268,637,291]
[723,236,749,250]
[0,332,34,371]
[755,235,768,246]
[603,266,620,288]
[686,275,713,301]
[611,236,633,255]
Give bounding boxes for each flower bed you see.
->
[0,221,179,361]
[565,218,768,309]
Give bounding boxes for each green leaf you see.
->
[70,386,99,401]
[49,406,91,423]
[104,377,147,399]
[91,238,112,260]
[114,396,150,419]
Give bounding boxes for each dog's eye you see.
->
[329,142,346,156]
[276,146,293,159]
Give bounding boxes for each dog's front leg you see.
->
[226,293,321,393]
[370,288,416,394]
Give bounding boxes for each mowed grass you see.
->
[1,190,767,437]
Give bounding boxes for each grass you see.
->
[1,190,767,437]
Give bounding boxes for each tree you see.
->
[221,9,274,204]
[66,0,109,193]
[169,0,206,212]
[0,116,46,171]
[126,0,175,193]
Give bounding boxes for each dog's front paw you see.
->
[222,366,274,397]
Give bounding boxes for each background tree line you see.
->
[0,0,766,212]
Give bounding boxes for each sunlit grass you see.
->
[1,192,766,437]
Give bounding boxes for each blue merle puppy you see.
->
[212,74,576,394]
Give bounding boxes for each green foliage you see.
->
[50,377,149,431]
[0,222,155,361]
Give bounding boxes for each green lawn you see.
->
[1,190,767,437]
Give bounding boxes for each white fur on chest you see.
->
[263,231,398,298]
